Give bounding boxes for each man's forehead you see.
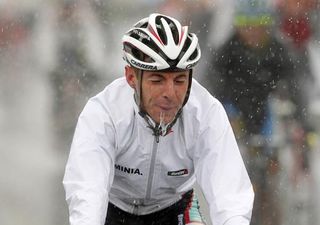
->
[144,70,190,78]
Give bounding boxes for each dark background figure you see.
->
[275,0,318,129]
[273,0,320,224]
[33,1,108,224]
[44,0,106,151]
[208,1,296,138]
[203,0,301,224]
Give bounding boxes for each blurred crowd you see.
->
[0,0,319,225]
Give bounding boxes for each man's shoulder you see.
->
[87,77,134,113]
[190,79,219,103]
[97,77,131,100]
[182,79,227,141]
[186,79,222,115]
[104,77,128,91]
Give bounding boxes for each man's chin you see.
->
[152,113,176,125]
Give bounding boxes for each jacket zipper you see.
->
[145,135,160,200]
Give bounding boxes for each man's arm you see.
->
[63,98,116,225]
[194,100,254,225]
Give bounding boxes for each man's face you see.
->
[237,26,270,48]
[125,67,190,124]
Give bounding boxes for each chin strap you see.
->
[139,110,180,143]
[138,111,165,143]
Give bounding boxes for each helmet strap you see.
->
[182,69,193,107]
[134,69,143,111]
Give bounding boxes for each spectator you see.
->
[204,0,299,224]
[274,0,320,224]
[35,0,108,150]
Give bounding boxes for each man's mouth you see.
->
[158,105,174,111]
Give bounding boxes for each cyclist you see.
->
[63,13,254,225]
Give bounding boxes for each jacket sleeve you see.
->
[194,100,254,225]
[63,98,116,225]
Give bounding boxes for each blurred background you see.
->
[0,0,319,225]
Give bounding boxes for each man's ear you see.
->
[125,66,137,89]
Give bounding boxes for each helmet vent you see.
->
[131,46,145,61]
[189,49,198,60]
[124,43,154,63]
[155,21,167,45]
[178,35,192,60]
[140,22,148,28]
[155,16,180,46]
[168,22,179,45]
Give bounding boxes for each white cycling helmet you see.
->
[122,13,201,71]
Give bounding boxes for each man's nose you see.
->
[162,81,175,99]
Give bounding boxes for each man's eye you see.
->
[150,79,162,83]
[175,79,186,84]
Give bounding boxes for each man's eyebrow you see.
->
[149,73,164,78]
[175,74,188,79]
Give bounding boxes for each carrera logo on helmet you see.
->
[132,30,151,41]
[131,59,157,70]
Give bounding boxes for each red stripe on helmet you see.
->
[179,27,185,45]
[148,25,164,46]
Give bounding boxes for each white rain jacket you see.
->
[63,77,254,225]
